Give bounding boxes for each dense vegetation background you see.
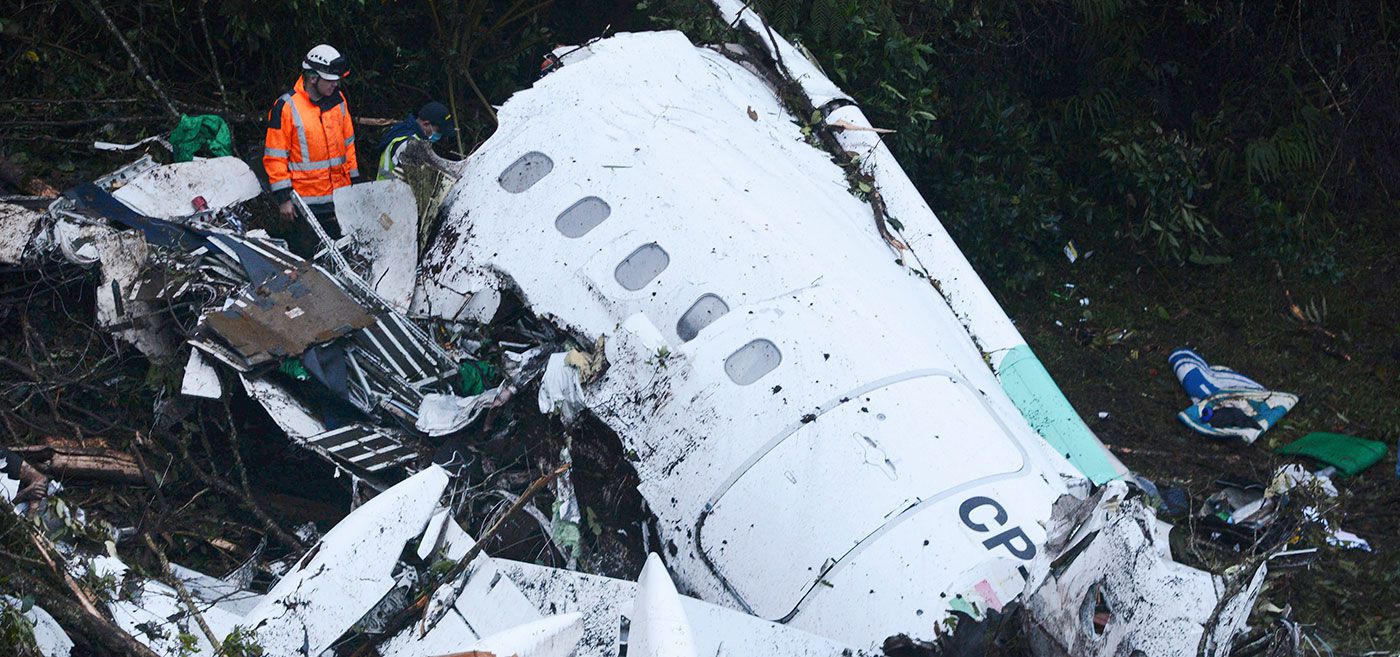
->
[2,0,1398,651]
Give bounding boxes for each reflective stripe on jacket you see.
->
[376,134,414,180]
[263,77,359,205]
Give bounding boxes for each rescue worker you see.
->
[264,44,359,237]
[1,446,49,507]
[376,101,455,180]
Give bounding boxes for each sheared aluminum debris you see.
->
[24,156,530,478]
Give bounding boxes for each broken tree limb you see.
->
[85,0,180,120]
[830,118,895,134]
[347,465,571,657]
[8,565,163,657]
[0,500,162,657]
[418,464,571,636]
[11,443,143,484]
[143,533,225,656]
[158,433,307,552]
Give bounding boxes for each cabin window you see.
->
[497,152,553,193]
[677,294,729,341]
[614,243,670,291]
[725,339,781,385]
[555,197,611,238]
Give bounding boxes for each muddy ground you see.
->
[995,235,1400,651]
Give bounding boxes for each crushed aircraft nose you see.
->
[1020,481,1267,657]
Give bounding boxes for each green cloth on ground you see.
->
[169,114,233,162]
[279,357,310,381]
[1276,431,1387,477]
[456,360,498,396]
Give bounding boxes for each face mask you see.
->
[427,132,443,143]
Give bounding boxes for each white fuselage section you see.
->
[418,31,1086,649]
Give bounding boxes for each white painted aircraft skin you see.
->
[416,30,1091,649]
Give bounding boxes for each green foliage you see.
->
[222,626,267,657]
[0,600,39,657]
[1098,121,1215,257]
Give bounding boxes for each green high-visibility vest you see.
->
[377,134,416,180]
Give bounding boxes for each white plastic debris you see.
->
[1021,481,1266,657]
[1,596,73,657]
[111,157,260,219]
[180,348,222,399]
[51,219,108,265]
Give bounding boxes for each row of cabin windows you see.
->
[499,151,781,385]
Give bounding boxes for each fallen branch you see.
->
[419,464,570,636]
[143,533,224,655]
[0,500,163,657]
[346,465,569,657]
[157,433,307,552]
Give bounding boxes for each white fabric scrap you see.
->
[416,388,512,437]
[538,353,586,423]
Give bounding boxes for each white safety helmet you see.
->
[302,44,349,81]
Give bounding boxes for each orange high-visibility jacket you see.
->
[263,77,359,205]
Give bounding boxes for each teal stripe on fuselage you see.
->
[997,344,1126,484]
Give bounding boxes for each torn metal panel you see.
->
[243,465,449,656]
[351,312,457,388]
[93,230,179,358]
[198,264,375,369]
[0,202,43,264]
[1020,481,1264,657]
[110,156,260,219]
[180,348,222,398]
[380,518,546,657]
[463,613,586,657]
[239,374,325,438]
[51,217,111,265]
[333,179,419,311]
[68,182,206,251]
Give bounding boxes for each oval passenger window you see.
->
[498,151,553,193]
[725,339,781,385]
[614,243,670,291]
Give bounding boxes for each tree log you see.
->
[12,444,143,484]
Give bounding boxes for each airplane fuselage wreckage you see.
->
[5,3,1265,656]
